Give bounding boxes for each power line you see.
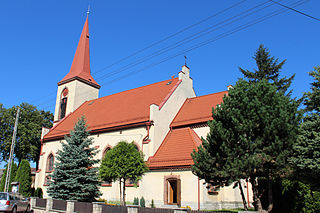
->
[91,0,248,75]
[34,0,249,108]
[95,0,308,87]
[269,0,320,22]
[39,0,308,111]
[95,0,274,82]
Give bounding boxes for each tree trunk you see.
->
[250,176,265,213]
[238,180,248,210]
[119,178,122,205]
[267,176,273,212]
[122,178,126,206]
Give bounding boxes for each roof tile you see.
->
[44,78,180,141]
[171,91,227,127]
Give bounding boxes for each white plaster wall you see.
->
[54,80,99,122]
[192,126,210,140]
[36,127,147,197]
[149,70,196,157]
[35,139,63,198]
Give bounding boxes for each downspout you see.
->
[142,122,152,152]
[198,178,200,210]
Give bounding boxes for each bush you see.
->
[150,199,155,208]
[133,197,139,205]
[15,160,32,197]
[34,188,43,198]
[140,197,145,207]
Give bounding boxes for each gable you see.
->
[147,127,202,169]
[171,91,228,128]
[44,78,180,141]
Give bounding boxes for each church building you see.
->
[34,15,251,210]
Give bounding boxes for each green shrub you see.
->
[150,199,155,208]
[34,188,43,198]
[140,197,145,207]
[133,197,139,205]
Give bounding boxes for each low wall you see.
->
[30,198,256,213]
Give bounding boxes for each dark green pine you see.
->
[239,44,295,94]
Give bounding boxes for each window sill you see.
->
[101,184,112,187]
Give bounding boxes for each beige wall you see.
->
[54,80,99,122]
[149,67,196,157]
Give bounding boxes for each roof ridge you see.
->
[93,78,179,102]
[189,128,202,148]
[188,90,228,100]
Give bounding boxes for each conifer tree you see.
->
[15,159,32,196]
[0,162,17,192]
[239,44,295,94]
[47,117,101,202]
[192,79,300,213]
[99,141,148,206]
[291,67,320,190]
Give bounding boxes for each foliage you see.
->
[133,197,139,205]
[47,117,101,202]
[15,159,32,196]
[99,141,148,205]
[192,79,300,212]
[0,162,17,192]
[290,67,320,190]
[239,44,295,95]
[268,179,320,213]
[303,67,320,113]
[150,199,155,208]
[140,197,145,207]
[34,187,43,198]
[0,103,53,165]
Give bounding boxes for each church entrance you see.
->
[164,175,181,206]
[168,179,177,204]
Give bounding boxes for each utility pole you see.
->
[4,107,20,192]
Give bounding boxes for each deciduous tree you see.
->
[99,141,148,206]
[0,103,53,167]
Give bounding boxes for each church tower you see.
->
[54,15,100,122]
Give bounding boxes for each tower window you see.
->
[59,88,68,119]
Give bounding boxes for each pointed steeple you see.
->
[58,15,100,88]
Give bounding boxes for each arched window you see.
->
[102,146,112,160]
[132,142,140,151]
[44,175,51,186]
[46,153,54,172]
[59,88,68,119]
[101,146,112,187]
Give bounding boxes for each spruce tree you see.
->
[291,67,320,190]
[15,159,32,196]
[239,44,295,94]
[0,162,17,192]
[192,79,300,213]
[47,117,101,202]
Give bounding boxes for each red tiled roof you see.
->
[171,91,228,128]
[58,15,100,88]
[148,127,202,169]
[44,78,180,141]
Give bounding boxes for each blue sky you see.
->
[0,0,319,167]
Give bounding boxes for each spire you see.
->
[58,15,100,88]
